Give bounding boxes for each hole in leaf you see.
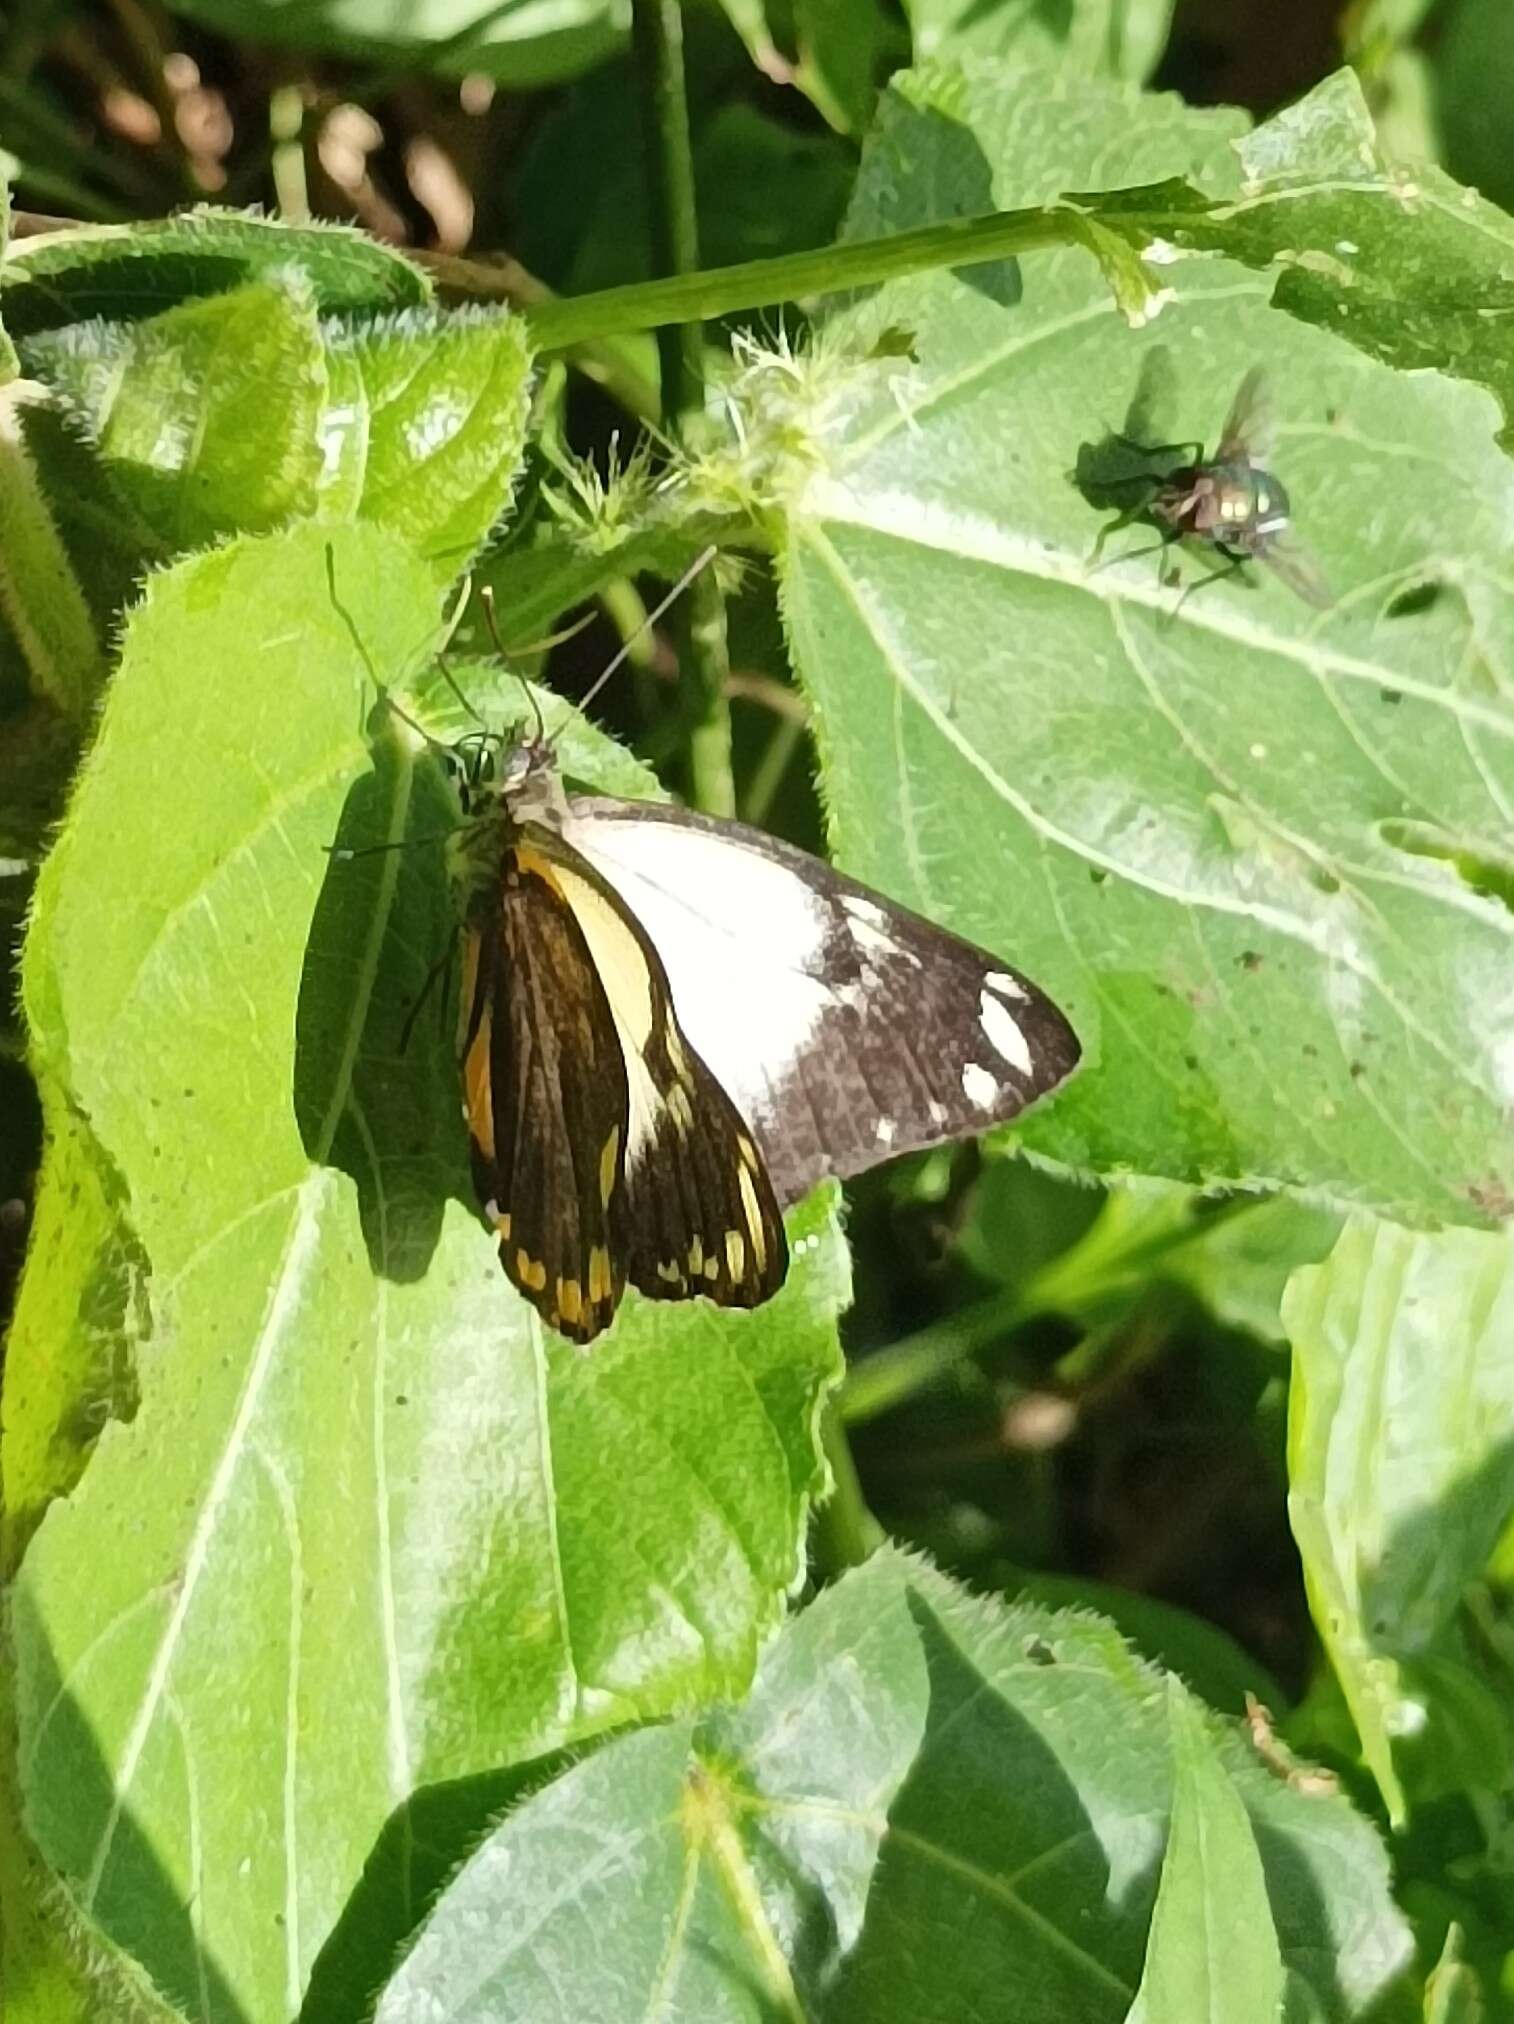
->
[1385,580,1442,620]
[1379,818,1514,914]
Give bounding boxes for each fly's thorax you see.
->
[1250,469,1291,535]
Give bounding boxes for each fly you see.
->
[1095,367,1331,609]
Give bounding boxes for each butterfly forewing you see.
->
[534,840,788,1312]
[466,827,789,1342]
[560,799,1082,1209]
[462,853,628,1342]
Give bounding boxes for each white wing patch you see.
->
[978,987,1033,1077]
[962,1062,999,1107]
[563,810,830,1125]
[984,970,1028,1003]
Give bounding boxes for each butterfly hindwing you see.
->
[560,799,1082,1209]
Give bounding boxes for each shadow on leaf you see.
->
[10,1584,251,2024]
[294,713,474,1286]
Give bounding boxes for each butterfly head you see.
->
[443,723,572,894]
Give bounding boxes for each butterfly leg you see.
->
[399,926,459,1055]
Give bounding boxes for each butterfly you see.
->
[429,704,1081,1345]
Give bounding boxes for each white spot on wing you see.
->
[928,1100,947,1127]
[845,892,919,965]
[979,988,1033,1077]
[984,969,1027,1003]
[962,1062,998,1107]
[874,1118,895,1145]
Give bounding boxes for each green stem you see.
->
[520,202,1108,352]
[812,1407,883,1572]
[629,0,703,420]
[840,1190,1268,1427]
[741,712,804,828]
[628,0,735,816]
[839,1287,1029,1429]
[684,569,736,816]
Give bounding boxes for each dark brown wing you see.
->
[460,835,787,1343]
[459,856,628,1343]
[527,841,788,1313]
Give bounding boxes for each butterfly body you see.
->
[448,726,1080,1343]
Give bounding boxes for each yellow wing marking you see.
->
[535,854,665,1167]
[514,1249,547,1293]
[737,1163,768,1276]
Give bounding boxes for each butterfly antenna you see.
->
[479,584,547,744]
[573,544,718,725]
[324,542,456,758]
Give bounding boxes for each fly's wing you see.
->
[510,837,788,1317]
[1217,365,1275,464]
[460,861,629,1342]
[560,799,1082,1210]
[1260,532,1333,609]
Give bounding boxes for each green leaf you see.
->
[790,0,895,136]
[1283,1216,1514,1823]
[0,1105,143,1575]
[24,274,328,549]
[772,61,1514,1225]
[0,381,103,722]
[1423,1925,1485,2024]
[0,209,428,341]
[373,1550,1411,2022]
[1002,1570,1288,1717]
[1117,71,1514,453]
[906,0,1175,81]
[318,307,535,585]
[160,0,627,88]
[9,523,844,2021]
[1126,1677,1285,2024]
[0,180,17,386]
[695,105,856,266]
[1428,0,1514,215]
[1161,1194,1342,1345]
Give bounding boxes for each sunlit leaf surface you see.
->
[777,63,1514,1225]
[1285,1215,1514,1823]
[374,1550,1410,2023]
[9,524,844,2022]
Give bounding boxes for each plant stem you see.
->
[519,202,1115,352]
[629,0,702,420]
[419,249,661,422]
[628,0,736,817]
[812,1407,883,1572]
[839,1287,1029,1428]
